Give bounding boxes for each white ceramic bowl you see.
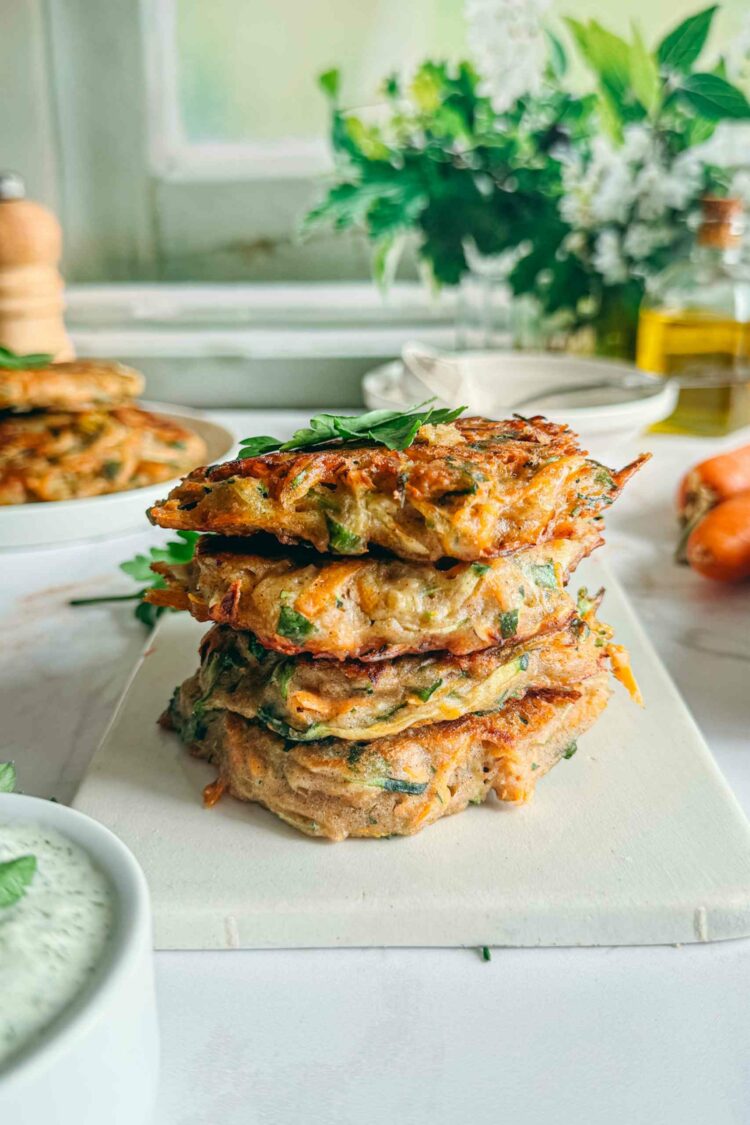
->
[363,354,678,454]
[0,794,159,1125]
[0,402,236,550]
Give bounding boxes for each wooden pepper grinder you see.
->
[0,172,74,360]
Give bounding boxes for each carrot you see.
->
[685,491,750,583]
[678,444,750,524]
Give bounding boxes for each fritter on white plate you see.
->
[0,359,144,412]
[148,415,648,562]
[0,405,206,504]
[162,672,611,840]
[195,606,613,742]
[147,529,601,660]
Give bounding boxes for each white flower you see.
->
[622,223,672,261]
[693,122,750,170]
[592,229,628,284]
[465,0,551,113]
[731,169,750,206]
[726,11,750,84]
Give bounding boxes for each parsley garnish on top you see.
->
[237,400,467,458]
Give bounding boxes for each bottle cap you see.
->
[0,173,26,202]
[698,196,743,248]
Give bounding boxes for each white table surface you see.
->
[2,410,750,1125]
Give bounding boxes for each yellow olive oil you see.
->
[637,308,750,436]
[637,197,750,436]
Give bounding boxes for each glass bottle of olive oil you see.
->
[637,197,750,436]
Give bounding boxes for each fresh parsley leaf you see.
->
[481,945,492,962]
[325,514,363,553]
[277,606,315,642]
[0,855,37,908]
[237,400,467,458]
[0,761,17,793]
[0,345,53,370]
[415,679,443,702]
[562,741,578,760]
[471,562,490,576]
[529,562,557,589]
[246,634,270,662]
[499,609,519,638]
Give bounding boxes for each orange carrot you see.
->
[686,491,750,583]
[678,443,750,524]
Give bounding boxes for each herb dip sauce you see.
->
[0,820,114,1067]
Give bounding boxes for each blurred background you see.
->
[2,0,750,411]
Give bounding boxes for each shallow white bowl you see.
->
[0,794,159,1125]
[0,402,236,550]
[363,354,678,453]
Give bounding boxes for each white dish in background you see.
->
[0,794,158,1125]
[363,354,678,452]
[74,554,750,951]
[0,402,235,550]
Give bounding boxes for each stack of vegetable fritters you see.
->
[0,358,206,503]
[147,411,647,840]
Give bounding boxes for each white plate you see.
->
[73,554,750,950]
[0,402,235,549]
[363,356,678,452]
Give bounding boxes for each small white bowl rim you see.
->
[0,793,152,1090]
[370,356,676,421]
[0,401,234,523]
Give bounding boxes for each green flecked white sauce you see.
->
[0,821,114,1067]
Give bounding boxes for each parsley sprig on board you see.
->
[70,530,199,626]
[0,345,53,370]
[238,400,467,458]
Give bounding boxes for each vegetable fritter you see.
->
[0,405,206,504]
[162,672,611,840]
[147,529,601,660]
[147,415,649,561]
[0,359,144,412]
[194,608,613,741]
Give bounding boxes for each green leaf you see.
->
[414,679,443,702]
[235,436,279,458]
[545,30,568,80]
[562,741,578,760]
[325,514,363,553]
[0,345,53,370]
[372,235,406,291]
[368,777,428,795]
[657,6,717,73]
[629,23,660,114]
[238,401,467,458]
[565,18,632,104]
[499,609,519,639]
[277,607,315,643]
[0,854,36,908]
[318,68,340,100]
[678,73,750,119]
[0,761,17,793]
[471,562,490,576]
[529,562,558,589]
[270,659,296,700]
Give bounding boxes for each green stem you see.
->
[70,592,143,607]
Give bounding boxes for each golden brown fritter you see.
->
[0,405,207,504]
[162,672,611,840]
[147,415,648,561]
[147,528,601,660]
[0,359,145,412]
[195,609,612,741]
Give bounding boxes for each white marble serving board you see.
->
[74,555,750,950]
